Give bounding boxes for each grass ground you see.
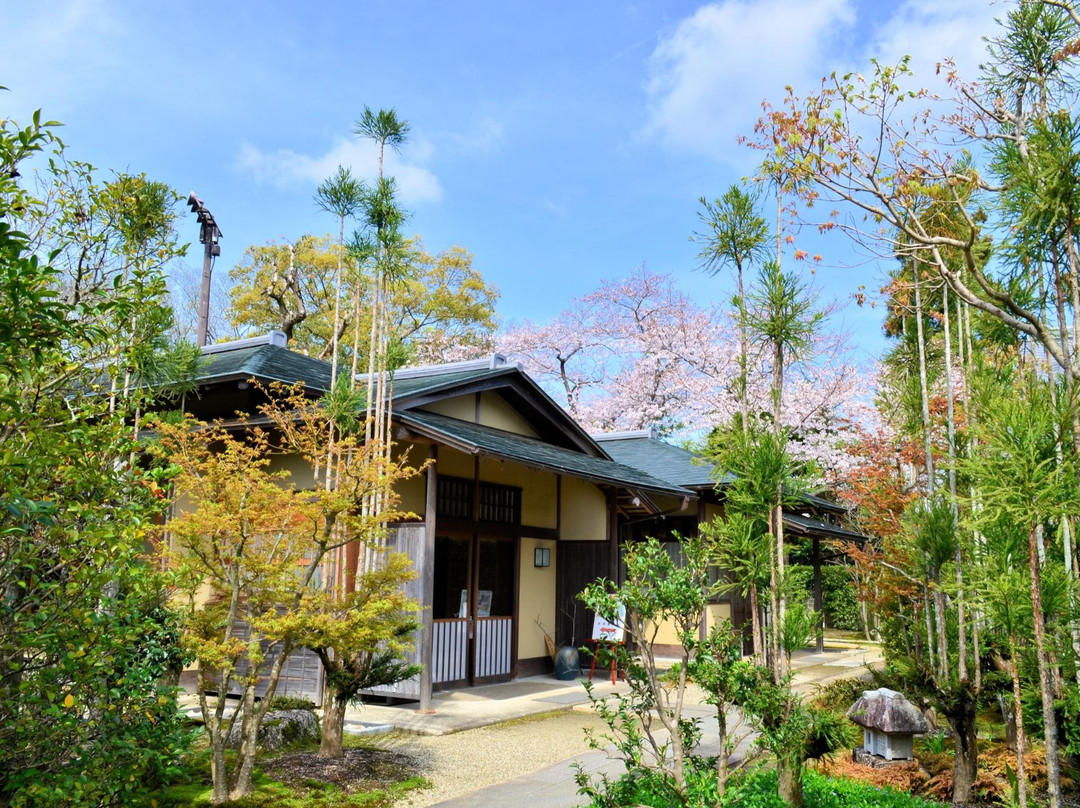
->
[159,731,430,808]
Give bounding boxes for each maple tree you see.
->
[152,383,421,802]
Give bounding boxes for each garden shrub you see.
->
[722,769,938,808]
[789,564,861,632]
[267,696,317,712]
[582,766,941,807]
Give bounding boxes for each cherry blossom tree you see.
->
[500,267,864,479]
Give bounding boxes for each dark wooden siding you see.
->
[556,541,610,648]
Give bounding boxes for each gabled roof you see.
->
[194,344,334,392]
[397,410,692,498]
[594,430,850,516]
[388,359,604,457]
[194,341,607,458]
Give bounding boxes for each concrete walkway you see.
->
[348,641,883,807]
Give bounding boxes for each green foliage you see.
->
[790,564,862,631]
[576,534,741,805]
[267,696,318,712]
[720,769,937,808]
[580,766,939,808]
[921,729,949,756]
[0,109,193,805]
[692,183,771,280]
[227,234,498,364]
[160,753,429,807]
[742,261,823,375]
[808,677,865,712]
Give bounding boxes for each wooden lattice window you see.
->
[437,477,473,520]
[436,476,522,525]
[478,481,521,525]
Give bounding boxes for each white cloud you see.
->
[643,0,856,159]
[869,0,999,91]
[234,136,444,205]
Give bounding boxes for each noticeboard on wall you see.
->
[591,604,626,643]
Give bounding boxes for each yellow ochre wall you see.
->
[478,391,539,437]
[519,537,557,660]
[706,602,733,630]
[392,441,428,516]
[417,395,475,422]
[560,476,607,541]
[267,452,316,489]
[650,604,733,650]
[415,391,539,438]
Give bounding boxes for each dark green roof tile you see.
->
[596,436,725,488]
[195,345,334,391]
[398,410,692,497]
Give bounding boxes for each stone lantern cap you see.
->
[846,688,929,734]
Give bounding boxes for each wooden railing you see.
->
[432,618,469,685]
[474,616,512,679]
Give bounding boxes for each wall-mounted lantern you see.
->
[534,546,551,568]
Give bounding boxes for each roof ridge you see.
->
[592,427,658,441]
[383,354,518,381]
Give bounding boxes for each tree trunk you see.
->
[319,686,348,758]
[943,286,966,685]
[1028,523,1062,808]
[750,582,763,665]
[912,267,935,486]
[736,263,749,436]
[777,756,803,808]
[228,683,261,802]
[209,732,229,806]
[949,699,979,806]
[715,706,728,803]
[934,585,949,682]
[1010,643,1030,808]
[923,583,937,675]
[767,511,781,679]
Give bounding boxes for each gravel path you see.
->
[378,709,609,807]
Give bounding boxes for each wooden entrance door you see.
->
[432,533,516,689]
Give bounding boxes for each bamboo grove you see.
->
[752,2,1080,805]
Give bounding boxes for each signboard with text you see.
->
[591,604,626,643]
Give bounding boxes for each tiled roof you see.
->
[782,512,865,541]
[595,433,848,514]
[397,410,693,497]
[194,346,515,400]
[595,435,727,488]
[195,345,335,391]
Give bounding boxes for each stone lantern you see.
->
[846,687,928,763]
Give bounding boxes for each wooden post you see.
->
[418,444,437,712]
[813,534,824,653]
[607,489,619,582]
[698,497,708,644]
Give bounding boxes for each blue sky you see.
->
[1,0,1001,363]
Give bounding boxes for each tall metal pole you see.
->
[196,228,213,347]
[187,192,221,348]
